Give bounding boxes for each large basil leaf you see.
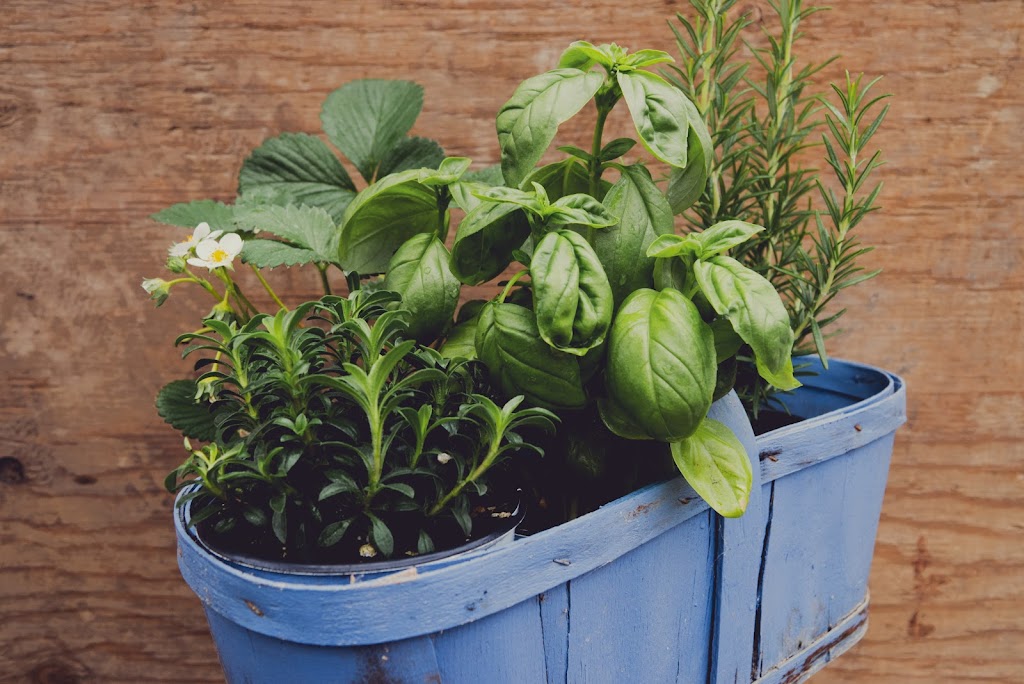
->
[597,164,674,304]
[531,229,613,355]
[475,302,586,409]
[497,69,604,188]
[338,169,441,274]
[692,255,800,390]
[601,288,716,441]
[233,204,340,266]
[670,417,752,518]
[320,80,424,184]
[449,200,530,285]
[617,70,692,169]
[384,234,460,342]
[238,133,356,223]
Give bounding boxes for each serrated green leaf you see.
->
[497,69,604,187]
[671,418,752,518]
[233,203,339,265]
[152,200,236,234]
[321,79,424,183]
[378,136,446,177]
[238,132,356,223]
[241,240,319,268]
[155,380,217,441]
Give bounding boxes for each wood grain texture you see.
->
[0,1,1020,682]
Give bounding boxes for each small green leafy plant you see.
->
[147,27,824,562]
[159,286,556,561]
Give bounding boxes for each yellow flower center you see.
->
[211,249,229,263]
[185,234,194,242]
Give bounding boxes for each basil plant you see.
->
[151,41,800,521]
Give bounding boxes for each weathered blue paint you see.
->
[176,358,906,683]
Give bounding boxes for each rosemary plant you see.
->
[668,0,890,413]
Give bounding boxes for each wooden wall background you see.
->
[1,0,1020,682]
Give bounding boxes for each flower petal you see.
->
[218,233,243,257]
[194,239,219,260]
[193,222,211,240]
[168,242,190,257]
[187,257,212,269]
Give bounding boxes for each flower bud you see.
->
[141,278,171,307]
[166,255,187,273]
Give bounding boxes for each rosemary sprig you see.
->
[668,0,889,411]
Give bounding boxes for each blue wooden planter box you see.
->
[175,357,906,683]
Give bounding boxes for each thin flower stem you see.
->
[251,265,287,310]
[184,268,224,302]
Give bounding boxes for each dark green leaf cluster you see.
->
[667,0,889,411]
[161,290,556,561]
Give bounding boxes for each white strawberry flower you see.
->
[187,233,243,270]
[169,222,223,257]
